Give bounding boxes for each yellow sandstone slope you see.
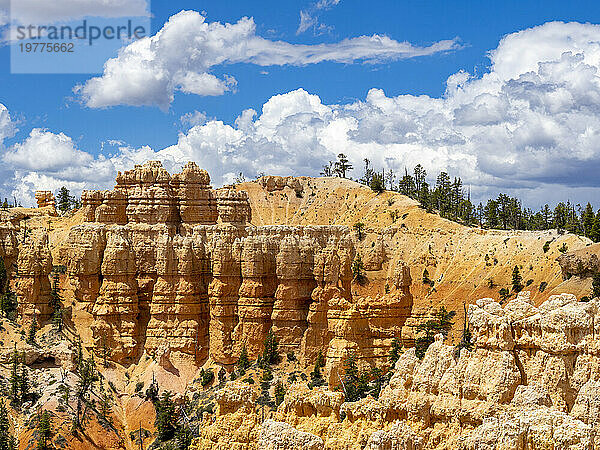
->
[239,175,591,340]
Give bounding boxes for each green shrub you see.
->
[415,307,456,359]
[200,369,214,387]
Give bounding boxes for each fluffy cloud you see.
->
[0,103,15,143]
[76,11,460,109]
[4,129,94,170]
[5,21,600,208]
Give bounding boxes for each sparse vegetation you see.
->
[512,266,523,292]
[262,330,280,366]
[415,307,456,359]
[200,368,214,387]
[592,273,600,299]
[353,222,365,240]
[352,255,366,283]
[389,337,402,365]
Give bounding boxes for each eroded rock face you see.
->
[201,292,598,449]
[81,161,250,226]
[258,420,324,450]
[557,242,600,279]
[62,163,414,372]
[16,229,53,324]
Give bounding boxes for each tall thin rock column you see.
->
[235,235,279,358]
[91,229,140,364]
[208,226,244,366]
[272,235,316,354]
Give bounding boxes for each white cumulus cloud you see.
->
[76,10,460,109]
[0,103,15,143]
[5,21,600,209]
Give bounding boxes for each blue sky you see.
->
[1,0,600,206]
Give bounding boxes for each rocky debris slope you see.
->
[193,291,600,450]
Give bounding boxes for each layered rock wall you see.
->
[80,161,249,226]
[62,162,414,374]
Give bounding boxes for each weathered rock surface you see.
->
[558,242,600,278]
[258,420,324,450]
[196,292,600,449]
[59,162,414,374]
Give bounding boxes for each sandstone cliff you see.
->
[2,163,599,450]
[57,162,413,382]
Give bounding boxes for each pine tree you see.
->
[415,308,456,359]
[19,364,29,404]
[353,222,365,240]
[512,266,523,292]
[237,345,250,374]
[262,330,279,365]
[591,212,600,243]
[352,254,366,282]
[0,291,17,322]
[309,350,326,388]
[389,337,402,365]
[75,339,84,373]
[98,381,112,426]
[581,203,596,238]
[360,159,374,185]
[320,161,334,177]
[413,164,426,193]
[9,348,19,405]
[56,187,74,214]
[592,273,600,299]
[36,411,51,450]
[334,154,353,178]
[341,352,369,402]
[0,400,15,450]
[155,391,177,441]
[369,173,385,193]
[27,319,37,345]
[274,381,285,406]
[399,170,416,198]
[75,357,98,428]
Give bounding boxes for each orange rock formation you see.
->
[61,162,413,376]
